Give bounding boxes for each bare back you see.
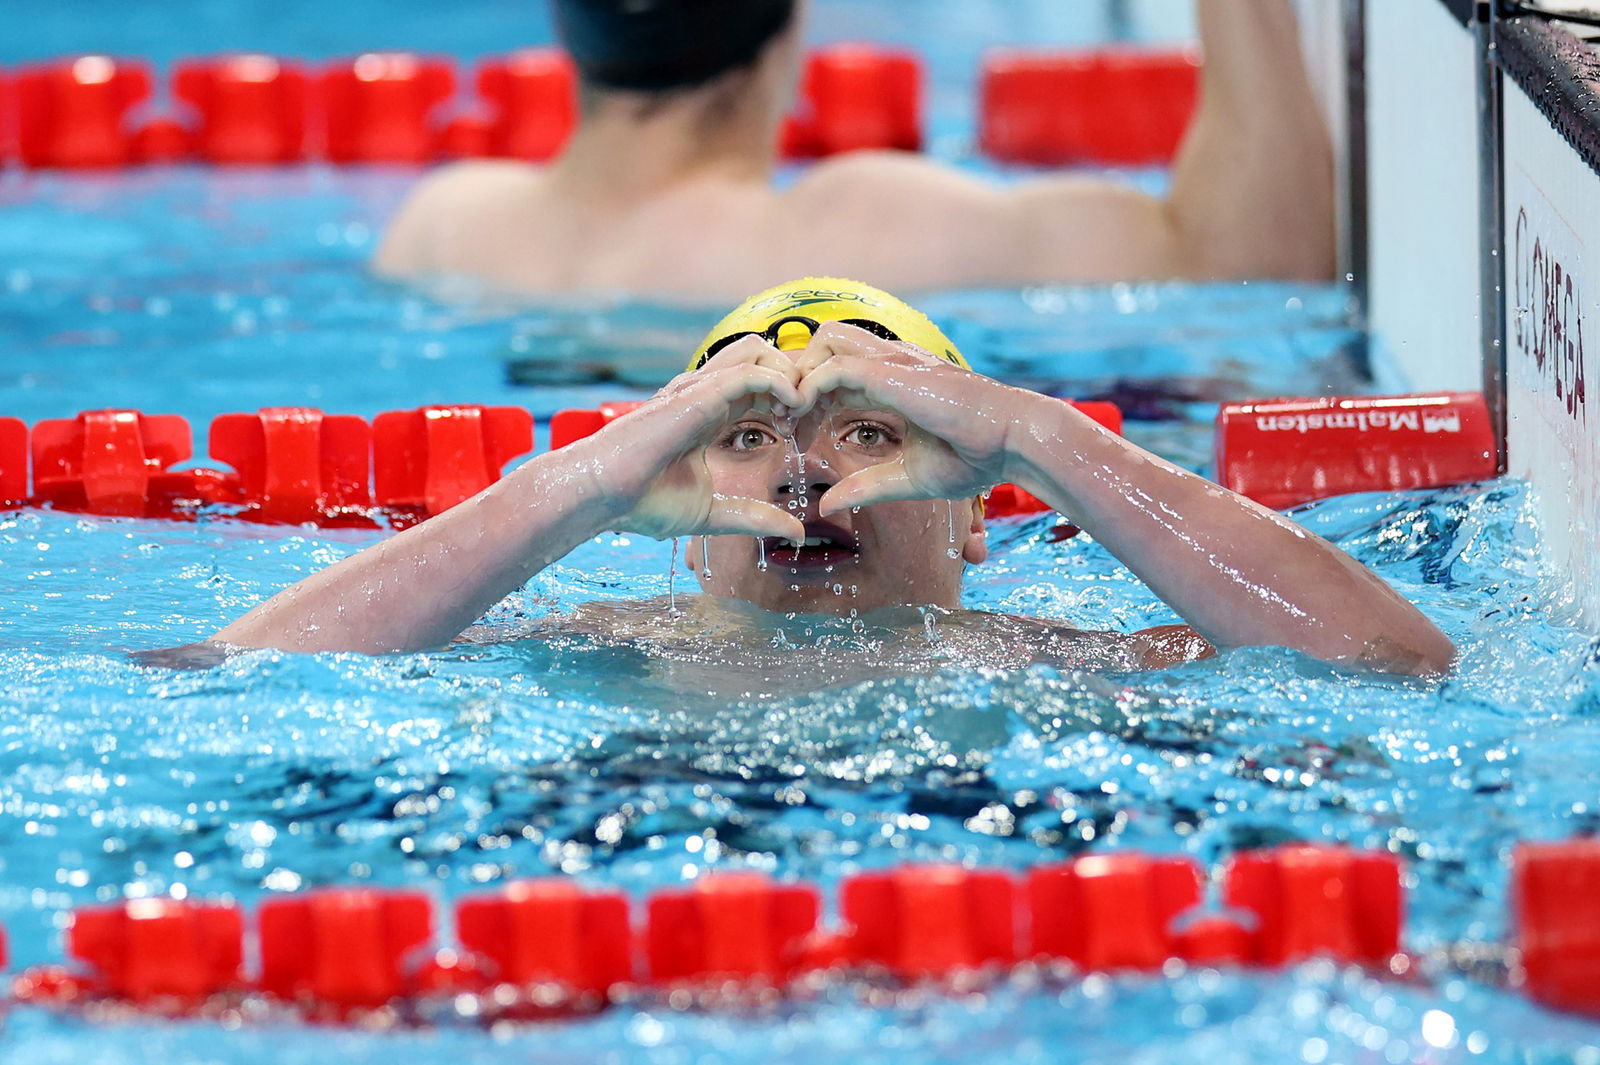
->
[373,152,1183,304]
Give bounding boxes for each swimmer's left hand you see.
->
[791,322,1041,514]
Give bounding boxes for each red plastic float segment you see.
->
[209,407,372,523]
[1216,392,1498,510]
[436,115,494,159]
[548,401,644,450]
[257,889,434,1009]
[456,879,632,998]
[1172,914,1256,966]
[174,55,311,164]
[477,49,578,161]
[784,44,922,158]
[321,53,455,163]
[0,70,13,161]
[132,118,194,164]
[372,404,533,518]
[979,50,1099,165]
[979,47,1198,166]
[1514,840,1600,1017]
[646,872,820,985]
[30,410,193,517]
[1222,844,1403,967]
[1,416,27,503]
[839,865,1015,977]
[1086,47,1200,166]
[1027,853,1202,970]
[16,56,152,168]
[68,899,244,1002]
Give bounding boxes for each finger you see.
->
[803,321,950,370]
[817,462,927,515]
[795,355,910,413]
[699,332,783,371]
[696,362,806,415]
[702,495,806,540]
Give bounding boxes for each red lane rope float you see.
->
[782,44,923,159]
[0,43,1206,169]
[322,53,456,165]
[1513,840,1600,1017]
[15,56,153,168]
[373,404,533,520]
[0,69,13,163]
[209,407,373,524]
[455,879,632,1011]
[0,44,927,169]
[980,46,1199,167]
[1215,393,1499,510]
[30,410,196,518]
[0,843,1474,1025]
[14,842,1600,1022]
[1028,853,1202,970]
[2,405,532,528]
[174,55,312,165]
[258,889,435,1017]
[474,49,579,162]
[0,415,27,505]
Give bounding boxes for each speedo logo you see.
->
[746,290,887,316]
[1255,410,1462,434]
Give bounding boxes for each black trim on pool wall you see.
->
[1496,15,1600,179]
[1437,0,1488,28]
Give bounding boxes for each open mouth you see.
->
[761,521,860,570]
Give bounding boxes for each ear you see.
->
[960,496,989,565]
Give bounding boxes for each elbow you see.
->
[1349,627,1458,678]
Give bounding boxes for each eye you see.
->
[723,424,776,451]
[842,421,897,449]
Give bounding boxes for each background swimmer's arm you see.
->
[784,0,1332,287]
[210,344,805,655]
[1004,396,1455,676]
[1015,0,1334,282]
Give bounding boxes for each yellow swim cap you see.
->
[689,277,969,371]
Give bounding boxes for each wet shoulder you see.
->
[783,150,998,215]
[374,160,545,276]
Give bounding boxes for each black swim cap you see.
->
[552,0,797,91]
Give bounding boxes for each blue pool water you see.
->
[5,1,1600,1061]
[3,162,1600,1061]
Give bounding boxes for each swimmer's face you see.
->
[686,360,988,615]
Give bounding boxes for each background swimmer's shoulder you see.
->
[374,159,545,278]
[783,149,999,212]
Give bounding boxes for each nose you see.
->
[776,480,833,498]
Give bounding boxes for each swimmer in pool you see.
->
[209,278,1455,678]
[374,0,1335,302]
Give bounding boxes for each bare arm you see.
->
[212,341,805,654]
[1001,399,1452,673]
[788,0,1334,287]
[1018,0,1335,281]
[797,325,1454,676]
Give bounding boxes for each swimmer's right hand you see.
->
[577,336,808,542]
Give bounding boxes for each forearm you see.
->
[213,446,621,655]
[1166,0,1335,279]
[1005,398,1454,674]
